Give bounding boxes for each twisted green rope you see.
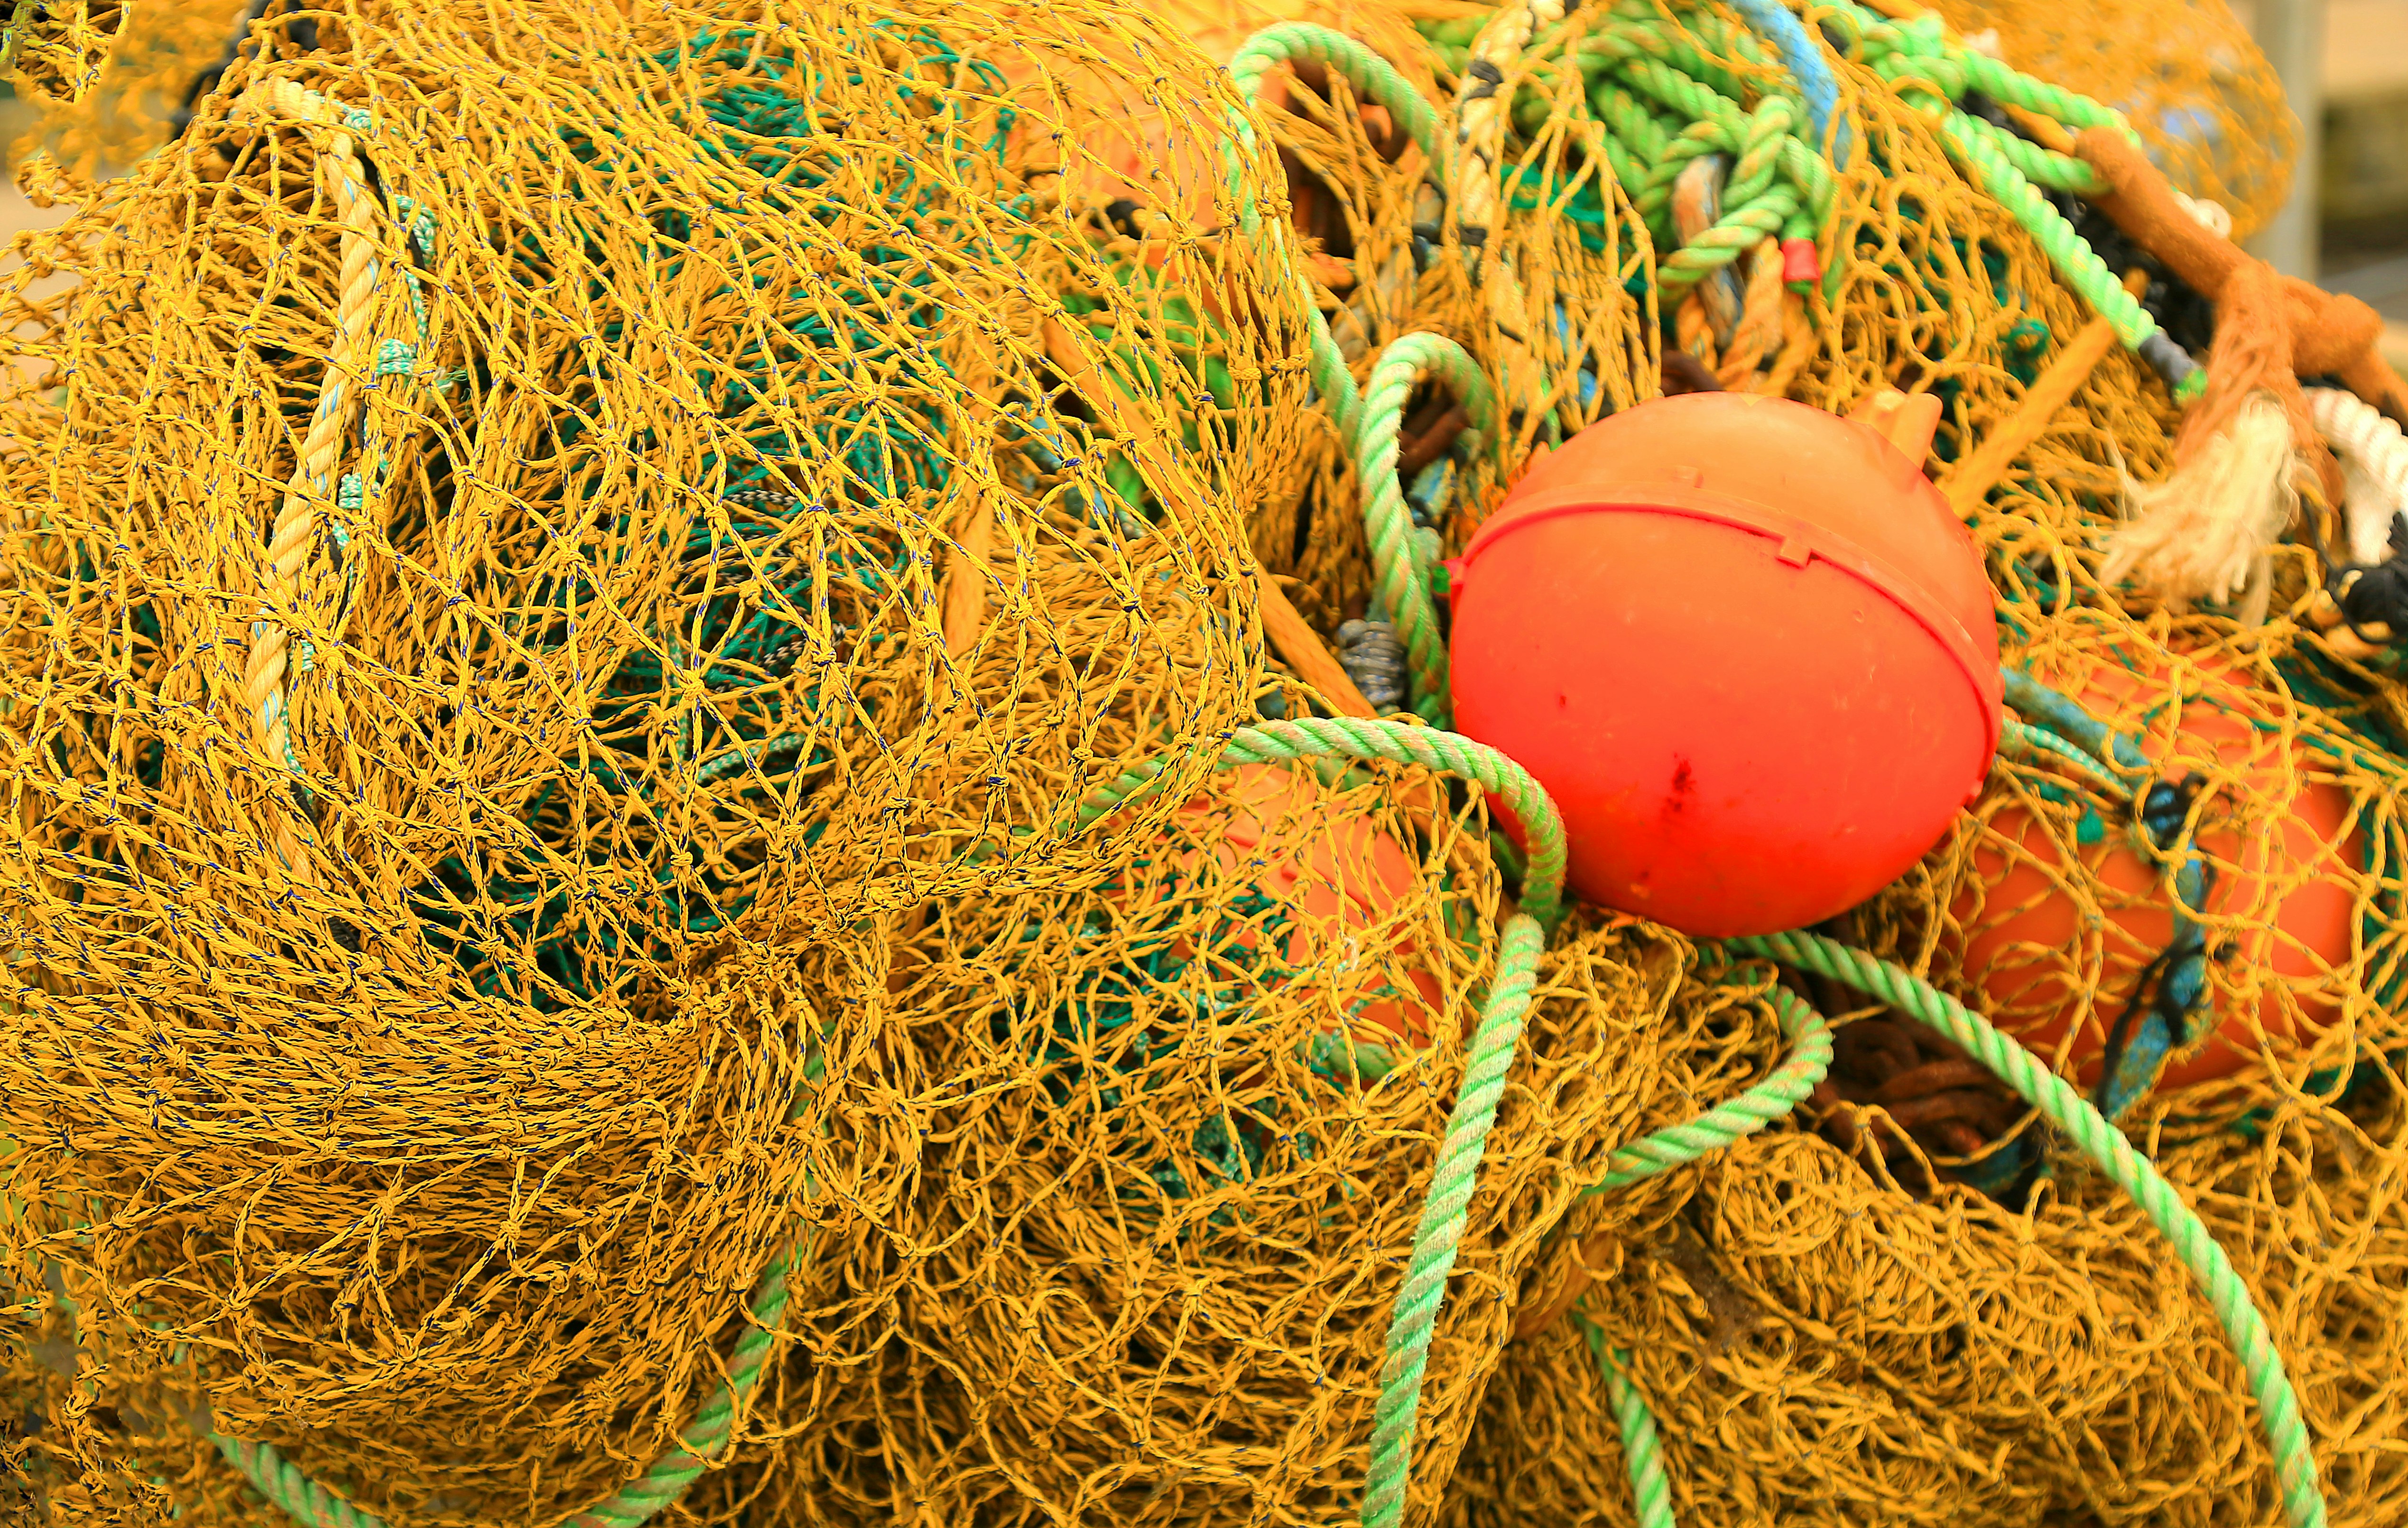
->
[1360,911,1546,1528]
[1074,722,1844,1528]
[1575,1317,1676,1528]
[1228,21,1481,463]
[1582,44,1829,229]
[1723,929,2327,1528]
[1478,967,1824,1528]
[1811,0,2158,352]
[2000,717,2129,797]
[1075,716,1570,1528]
[1075,716,1568,925]
[1355,336,1494,722]
[1454,0,2158,345]
[1932,108,2154,351]
[1227,22,1442,170]
[1468,12,1830,272]
[1583,977,1831,1193]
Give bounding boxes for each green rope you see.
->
[1723,929,2328,1528]
[1355,336,1495,722]
[1359,911,1546,1528]
[213,1101,815,1528]
[1075,715,1565,1528]
[1576,1318,1676,1528]
[1441,0,2163,349]
[1999,717,2129,795]
[1227,22,1442,171]
[1228,24,1435,455]
[1581,978,1831,1193]
[215,1251,792,1528]
[1437,6,1833,274]
[1813,0,2159,352]
[1075,721,1845,1528]
[1074,716,1568,926]
[1477,967,1825,1528]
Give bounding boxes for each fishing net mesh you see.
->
[1925,0,2298,242]
[1382,5,2408,1528]
[4,0,247,177]
[9,0,2408,1527]
[0,0,1333,1520]
[0,1,130,117]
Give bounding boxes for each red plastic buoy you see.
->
[1954,647,2362,1089]
[1447,392,2003,938]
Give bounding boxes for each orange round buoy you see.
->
[1137,762,1442,1050]
[1447,392,2003,938]
[1954,646,2363,1089]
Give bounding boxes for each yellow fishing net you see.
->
[10,0,2408,1525]
[0,0,1317,1521]
[3,0,248,177]
[0,1,128,115]
[1925,0,2298,242]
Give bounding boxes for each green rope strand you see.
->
[1932,108,2156,350]
[1952,45,2126,137]
[1659,187,1795,291]
[1722,929,2328,1528]
[1610,1,1792,120]
[1075,717,1569,926]
[1588,75,1673,167]
[1359,912,1546,1528]
[1808,0,2160,351]
[1952,107,2106,196]
[1071,715,1573,1528]
[1226,30,1370,448]
[1722,94,1791,207]
[1999,717,2130,796]
[1582,977,1831,1193]
[1356,336,1494,721]
[1448,7,1832,272]
[1575,1318,1677,1528]
[1227,23,1443,171]
[1227,22,1466,464]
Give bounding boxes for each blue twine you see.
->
[2002,667,2153,776]
[2000,672,2220,1125]
[1724,0,1851,165]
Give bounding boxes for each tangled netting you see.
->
[10,0,2408,1526]
[0,0,1320,1521]
[3,0,246,177]
[0,0,129,116]
[756,768,1781,1526]
[1450,616,2408,1528]
[1926,0,2297,243]
[1395,3,2408,1524]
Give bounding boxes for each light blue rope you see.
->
[1722,0,1849,164]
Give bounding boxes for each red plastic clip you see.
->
[1779,238,1821,285]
